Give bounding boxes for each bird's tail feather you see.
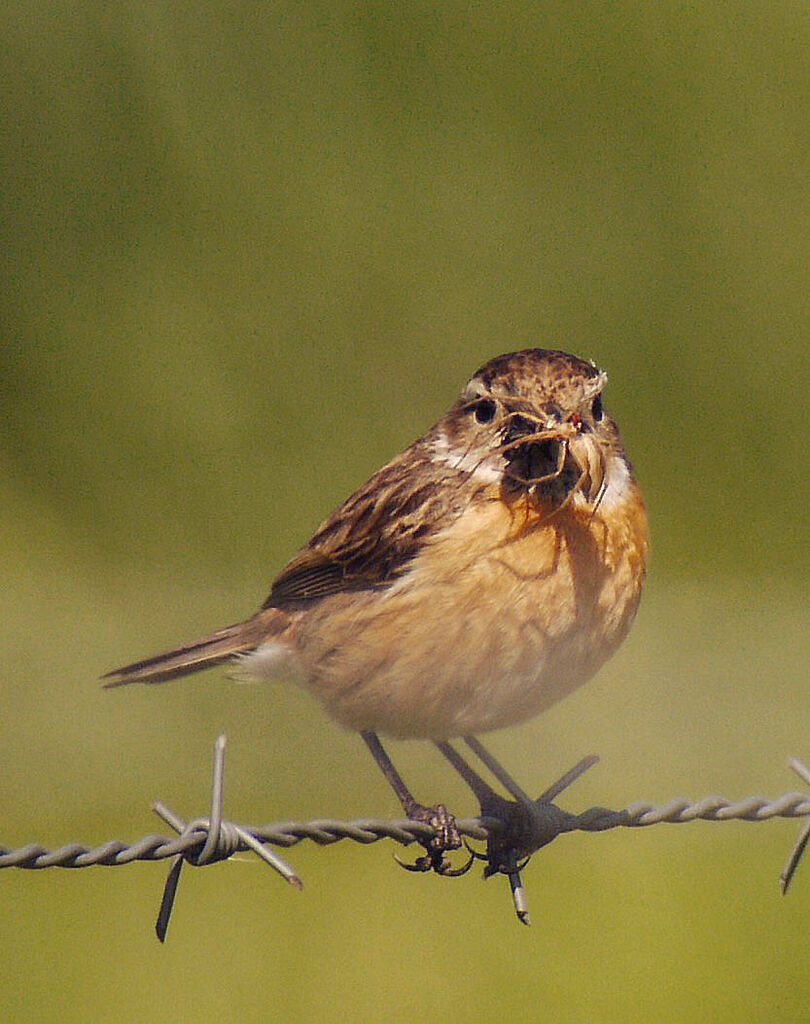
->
[102,611,286,687]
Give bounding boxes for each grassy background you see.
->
[2,3,809,1020]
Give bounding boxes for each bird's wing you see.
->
[264,439,475,610]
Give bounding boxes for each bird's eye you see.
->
[472,398,497,424]
[591,394,604,421]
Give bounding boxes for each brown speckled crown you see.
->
[471,348,601,396]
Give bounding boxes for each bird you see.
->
[104,348,649,871]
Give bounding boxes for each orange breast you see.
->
[293,484,649,739]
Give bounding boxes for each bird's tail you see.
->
[102,610,287,687]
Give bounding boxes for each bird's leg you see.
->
[434,740,513,812]
[435,736,538,830]
[458,735,583,865]
[433,739,540,922]
[463,735,536,807]
[361,731,462,874]
[436,739,535,859]
[436,737,598,924]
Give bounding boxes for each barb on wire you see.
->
[2,736,810,940]
[150,734,302,942]
[780,758,810,895]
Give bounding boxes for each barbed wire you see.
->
[3,735,810,938]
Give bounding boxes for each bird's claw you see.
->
[394,849,475,876]
[462,835,531,876]
[395,801,467,876]
[394,851,435,873]
[464,838,488,862]
[482,850,532,879]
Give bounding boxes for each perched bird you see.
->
[105,349,649,868]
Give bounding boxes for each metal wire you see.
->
[4,795,809,870]
[0,819,476,870]
[3,735,810,938]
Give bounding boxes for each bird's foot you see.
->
[395,802,472,876]
[475,791,552,877]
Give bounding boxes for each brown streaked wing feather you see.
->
[263,438,475,610]
[263,551,356,608]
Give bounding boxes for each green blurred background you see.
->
[2,3,809,1020]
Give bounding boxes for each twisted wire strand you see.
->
[5,737,810,937]
[3,793,810,871]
